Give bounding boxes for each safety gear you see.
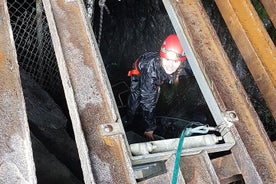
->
[127,52,168,132]
[128,59,140,76]
[160,34,186,61]
[127,52,192,133]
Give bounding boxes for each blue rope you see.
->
[171,129,188,184]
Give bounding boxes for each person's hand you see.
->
[144,131,154,141]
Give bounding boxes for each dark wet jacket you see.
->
[127,52,192,132]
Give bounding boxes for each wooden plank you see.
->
[42,0,136,183]
[0,0,36,183]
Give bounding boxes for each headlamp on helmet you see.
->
[160,34,186,61]
[160,47,185,61]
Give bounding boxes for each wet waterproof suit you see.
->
[127,52,192,132]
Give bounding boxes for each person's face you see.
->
[161,57,182,74]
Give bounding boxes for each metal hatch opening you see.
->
[105,0,238,181]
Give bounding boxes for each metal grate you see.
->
[7,0,62,97]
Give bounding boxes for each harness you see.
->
[128,59,140,76]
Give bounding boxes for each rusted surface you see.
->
[0,0,36,183]
[180,151,220,184]
[261,0,276,28]
[165,0,276,183]
[211,153,242,183]
[42,0,136,183]
[138,155,186,184]
[215,0,276,120]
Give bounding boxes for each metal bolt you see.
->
[229,112,237,119]
[223,111,239,123]
[104,124,113,133]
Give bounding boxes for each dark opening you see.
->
[91,0,216,143]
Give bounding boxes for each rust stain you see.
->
[103,136,116,147]
[0,51,5,69]
[0,51,4,61]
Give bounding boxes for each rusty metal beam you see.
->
[180,151,220,184]
[211,153,242,183]
[137,156,186,184]
[215,0,276,121]
[0,0,36,183]
[42,0,136,183]
[163,0,276,183]
[261,0,276,28]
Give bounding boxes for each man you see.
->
[126,34,191,141]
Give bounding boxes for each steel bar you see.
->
[137,156,186,184]
[211,153,242,183]
[163,0,276,183]
[0,0,36,183]
[215,0,276,120]
[42,0,136,183]
[180,151,220,184]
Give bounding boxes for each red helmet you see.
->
[160,34,186,61]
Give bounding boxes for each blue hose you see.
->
[171,129,188,184]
